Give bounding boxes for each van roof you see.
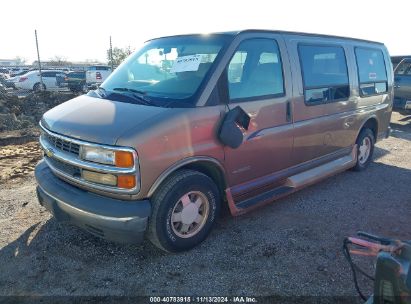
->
[150,29,384,45]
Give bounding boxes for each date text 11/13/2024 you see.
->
[149,296,257,303]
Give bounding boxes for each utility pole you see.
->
[35,30,44,90]
[109,36,114,71]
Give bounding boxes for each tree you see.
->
[48,56,71,66]
[14,56,27,65]
[107,46,134,67]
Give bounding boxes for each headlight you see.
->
[80,146,134,168]
[80,146,115,165]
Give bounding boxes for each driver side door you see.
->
[222,36,294,199]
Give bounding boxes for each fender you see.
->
[356,114,379,143]
[147,156,226,198]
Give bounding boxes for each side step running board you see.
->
[226,145,357,216]
[236,186,294,209]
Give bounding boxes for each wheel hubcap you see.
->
[358,137,371,165]
[171,191,209,238]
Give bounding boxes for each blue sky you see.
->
[1,0,410,64]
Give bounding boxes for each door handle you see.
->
[286,101,292,122]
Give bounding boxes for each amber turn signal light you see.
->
[117,175,136,189]
[115,151,134,168]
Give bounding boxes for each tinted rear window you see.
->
[69,72,85,77]
[42,72,57,77]
[355,48,387,82]
[89,66,109,71]
[355,48,388,96]
[395,60,411,75]
[299,44,349,104]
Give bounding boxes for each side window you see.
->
[227,39,284,100]
[227,51,247,84]
[355,48,388,96]
[299,44,350,104]
[395,60,411,75]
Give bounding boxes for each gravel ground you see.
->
[0,112,410,300]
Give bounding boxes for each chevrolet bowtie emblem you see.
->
[45,148,54,158]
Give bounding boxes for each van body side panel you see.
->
[284,35,392,166]
[350,43,393,141]
[379,47,394,137]
[284,35,356,163]
[221,34,294,193]
[116,106,226,199]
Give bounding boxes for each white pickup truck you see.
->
[86,65,112,87]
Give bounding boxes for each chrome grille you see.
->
[45,133,80,156]
[46,156,81,177]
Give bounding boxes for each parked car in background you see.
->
[0,68,10,75]
[15,70,65,91]
[5,70,34,89]
[4,75,19,89]
[56,72,68,88]
[9,67,30,77]
[65,71,87,93]
[86,65,111,87]
[391,55,411,70]
[0,74,9,88]
[393,58,411,114]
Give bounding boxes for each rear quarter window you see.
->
[355,47,388,96]
[42,72,56,77]
[298,44,350,105]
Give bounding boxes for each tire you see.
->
[352,128,375,171]
[147,169,221,253]
[33,83,46,92]
[81,82,88,93]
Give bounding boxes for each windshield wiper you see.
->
[96,86,107,97]
[111,87,155,106]
[113,87,147,95]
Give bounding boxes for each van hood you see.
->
[41,94,171,145]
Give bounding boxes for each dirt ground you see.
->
[0,112,410,300]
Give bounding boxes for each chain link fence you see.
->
[0,63,113,98]
[0,63,111,135]
[0,32,120,135]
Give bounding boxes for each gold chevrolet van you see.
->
[35,30,393,252]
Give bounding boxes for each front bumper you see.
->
[35,160,151,244]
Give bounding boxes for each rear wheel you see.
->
[352,128,375,171]
[33,83,46,92]
[147,170,221,252]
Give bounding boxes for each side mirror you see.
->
[218,106,250,149]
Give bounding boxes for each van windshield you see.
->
[101,34,231,107]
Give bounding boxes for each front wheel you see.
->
[352,128,375,171]
[147,170,221,252]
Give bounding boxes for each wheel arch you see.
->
[357,116,379,142]
[147,157,228,201]
[33,82,46,91]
